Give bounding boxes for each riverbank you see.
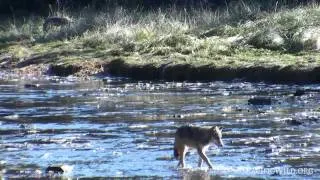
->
[1,3,320,83]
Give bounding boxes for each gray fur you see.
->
[174,125,223,168]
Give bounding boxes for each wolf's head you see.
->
[211,126,224,147]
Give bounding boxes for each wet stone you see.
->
[173,114,184,118]
[264,148,273,153]
[24,84,40,89]
[306,116,318,122]
[156,156,172,161]
[45,166,64,174]
[286,119,303,126]
[294,89,305,96]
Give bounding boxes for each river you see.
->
[0,74,319,179]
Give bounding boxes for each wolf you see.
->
[43,16,71,32]
[173,125,223,169]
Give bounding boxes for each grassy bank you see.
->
[1,2,320,82]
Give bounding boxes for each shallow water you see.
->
[0,75,319,179]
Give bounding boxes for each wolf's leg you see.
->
[177,146,186,168]
[197,147,213,169]
[198,156,203,167]
[181,146,186,168]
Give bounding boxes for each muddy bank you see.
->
[9,59,320,83]
[104,59,320,83]
[10,60,104,79]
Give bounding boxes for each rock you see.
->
[299,27,320,51]
[173,114,184,119]
[248,96,272,105]
[0,54,12,62]
[294,89,305,96]
[226,35,244,44]
[247,29,284,50]
[264,148,273,153]
[307,116,318,122]
[82,92,89,96]
[155,156,173,161]
[286,119,303,126]
[24,84,40,88]
[47,64,81,76]
[0,54,13,68]
[45,166,64,174]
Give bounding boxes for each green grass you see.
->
[1,2,320,72]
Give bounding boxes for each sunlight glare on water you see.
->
[0,76,319,178]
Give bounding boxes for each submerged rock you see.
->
[173,114,185,119]
[24,84,40,89]
[285,119,303,126]
[248,96,272,105]
[294,89,305,96]
[285,116,318,126]
[307,116,318,122]
[45,164,73,175]
[45,166,64,174]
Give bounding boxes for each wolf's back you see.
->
[175,126,194,139]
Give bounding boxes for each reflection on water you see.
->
[0,75,319,178]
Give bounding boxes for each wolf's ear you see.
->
[211,126,217,132]
[217,126,223,131]
[212,126,223,131]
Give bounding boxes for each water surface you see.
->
[0,75,319,179]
